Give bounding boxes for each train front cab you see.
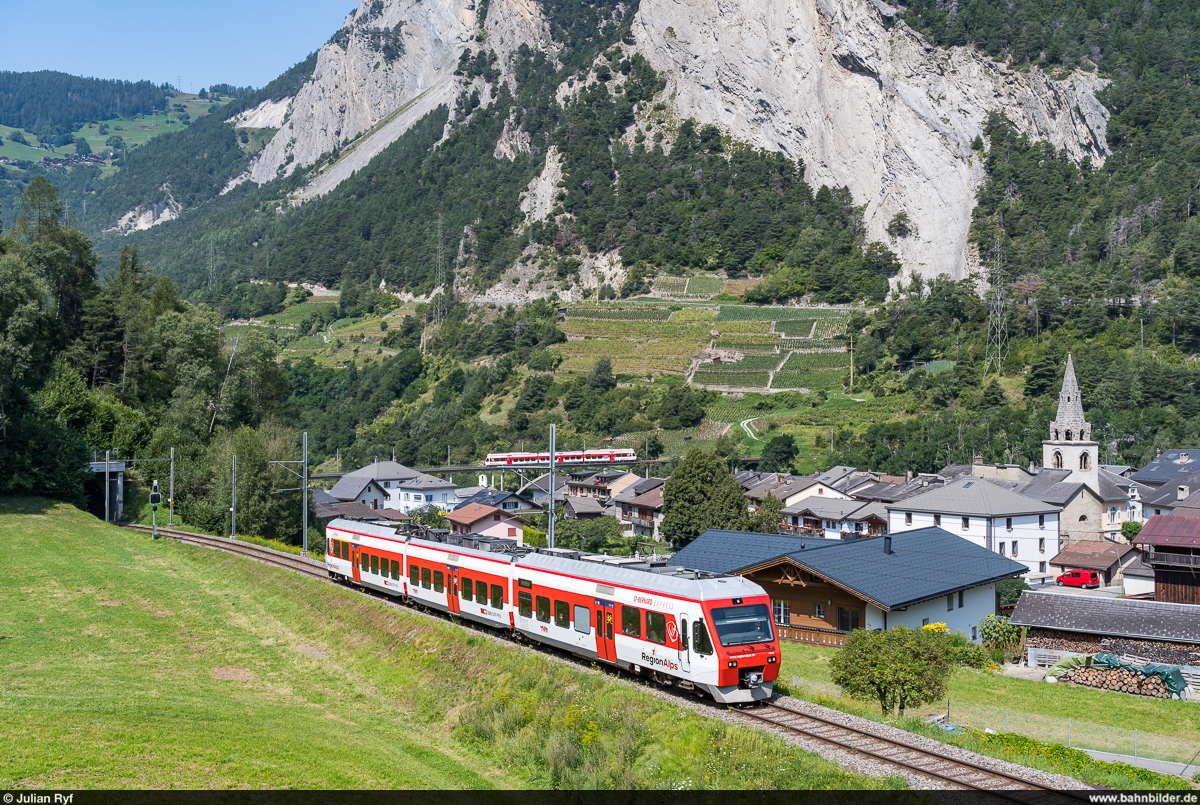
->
[695,596,779,704]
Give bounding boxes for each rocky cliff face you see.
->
[629,0,1110,280]
[249,0,552,193]
[246,0,1110,281]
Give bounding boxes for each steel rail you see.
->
[740,701,1093,799]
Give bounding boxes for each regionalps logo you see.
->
[641,652,679,672]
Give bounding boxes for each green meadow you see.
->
[0,499,899,790]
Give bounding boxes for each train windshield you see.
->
[709,604,774,646]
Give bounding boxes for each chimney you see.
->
[906,470,913,481]
[1179,485,1190,502]
[884,535,892,555]
[974,454,984,465]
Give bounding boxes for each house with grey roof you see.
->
[1131,448,1200,488]
[343,460,458,513]
[780,497,888,539]
[672,527,1025,645]
[887,477,1060,580]
[329,475,390,509]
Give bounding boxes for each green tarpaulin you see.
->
[1046,652,1189,697]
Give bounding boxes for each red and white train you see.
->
[324,518,779,703]
[482,448,638,467]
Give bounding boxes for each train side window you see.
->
[536,595,551,622]
[434,571,444,592]
[621,606,641,638]
[490,584,503,609]
[476,581,488,605]
[645,611,667,644]
[390,559,399,581]
[421,567,431,589]
[518,591,533,618]
[340,541,348,560]
[370,555,379,575]
[462,578,473,599]
[361,553,369,572]
[554,600,570,629]
[694,619,714,655]
[410,564,419,586]
[574,605,591,634]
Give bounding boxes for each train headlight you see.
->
[768,656,777,663]
[727,660,738,668]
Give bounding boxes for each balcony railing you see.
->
[631,516,654,529]
[776,625,847,647]
[778,523,822,537]
[1145,548,1200,569]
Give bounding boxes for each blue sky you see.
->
[1,0,353,89]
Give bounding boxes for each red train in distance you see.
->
[324,519,780,703]
[483,448,638,467]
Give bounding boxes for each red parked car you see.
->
[1056,569,1101,588]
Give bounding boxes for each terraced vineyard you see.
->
[686,275,726,295]
[698,354,785,371]
[812,317,849,338]
[717,307,852,322]
[713,335,781,352]
[715,320,775,334]
[693,370,772,388]
[782,338,849,350]
[651,277,688,295]
[774,319,818,337]
[606,419,729,455]
[565,307,673,321]
[554,318,710,374]
[668,307,719,322]
[781,352,852,371]
[771,369,847,390]
[261,303,338,326]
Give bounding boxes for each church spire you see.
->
[1049,353,1090,442]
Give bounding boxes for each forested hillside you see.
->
[0,71,167,138]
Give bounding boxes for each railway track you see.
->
[124,523,1091,796]
[124,524,328,581]
[738,701,1089,798]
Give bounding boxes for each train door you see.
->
[594,600,616,663]
[351,545,361,584]
[447,567,460,615]
[677,614,691,673]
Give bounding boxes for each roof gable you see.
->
[1134,514,1200,548]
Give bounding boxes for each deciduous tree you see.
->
[830,627,954,716]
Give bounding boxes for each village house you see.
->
[1130,448,1200,491]
[453,487,541,515]
[328,474,390,510]
[620,484,666,540]
[744,474,852,510]
[564,470,640,502]
[888,477,1061,580]
[338,460,458,514]
[672,527,1026,646]
[779,497,888,539]
[1134,515,1200,605]
[445,503,527,543]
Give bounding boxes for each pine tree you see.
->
[660,449,748,546]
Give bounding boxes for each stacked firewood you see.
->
[1026,628,1103,654]
[1059,666,1173,698]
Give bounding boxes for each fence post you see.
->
[1068,718,1072,748]
[947,699,950,721]
[1005,709,1009,733]
[1134,729,1138,758]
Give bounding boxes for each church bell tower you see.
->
[1042,354,1099,492]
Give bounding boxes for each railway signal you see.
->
[150,480,161,539]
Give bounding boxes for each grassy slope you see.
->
[781,642,1200,742]
[0,499,894,790]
